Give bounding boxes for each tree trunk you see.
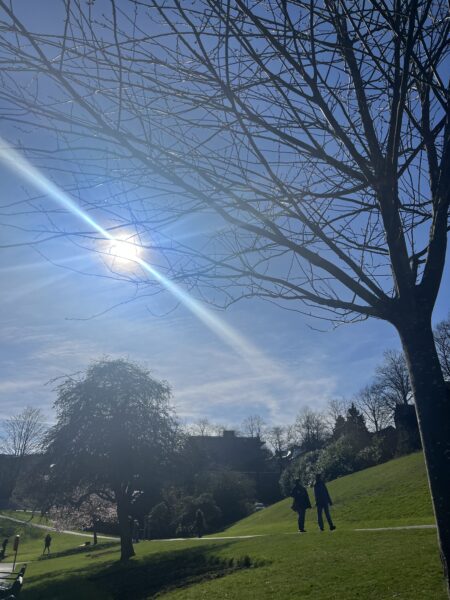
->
[116,491,135,561]
[396,314,450,596]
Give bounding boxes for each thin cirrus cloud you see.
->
[0,300,339,427]
[0,137,292,387]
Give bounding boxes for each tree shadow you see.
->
[37,541,119,561]
[91,543,264,599]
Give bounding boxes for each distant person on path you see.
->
[291,478,312,532]
[0,537,8,559]
[194,509,206,538]
[43,533,52,555]
[314,474,336,531]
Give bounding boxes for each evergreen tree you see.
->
[343,404,370,448]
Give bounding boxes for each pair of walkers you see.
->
[291,474,336,532]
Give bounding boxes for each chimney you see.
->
[222,430,235,438]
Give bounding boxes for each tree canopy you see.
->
[44,358,180,560]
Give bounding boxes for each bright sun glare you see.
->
[0,136,280,371]
[106,238,142,268]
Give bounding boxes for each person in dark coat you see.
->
[194,509,206,538]
[43,533,52,555]
[291,478,312,532]
[314,473,336,531]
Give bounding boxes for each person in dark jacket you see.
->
[291,478,312,532]
[194,508,206,538]
[43,533,52,555]
[314,474,336,531]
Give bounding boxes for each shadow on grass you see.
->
[21,543,265,600]
[37,541,119,561]
[93,544,265,599]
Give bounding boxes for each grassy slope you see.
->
[224,451,434,536]
[0,513,97,562]
[1,452,446,600]
[17,531,445,600]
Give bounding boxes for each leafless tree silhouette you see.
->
[1,406,46,502]
[375,349,412,407]
[241,414,266,438]
[355,383,393,432]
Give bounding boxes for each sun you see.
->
[110,239,138,261]
[105,237,142,269]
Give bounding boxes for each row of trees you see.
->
[281,403,398,494]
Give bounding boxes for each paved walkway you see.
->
[0,562,13,574]
[150,526,437,541]
[1,513,436,543]
[0,513,118,540]
[157,535,265,542]
[355,524,436,532]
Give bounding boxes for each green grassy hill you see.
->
[224,451,435,536]
[1,452,445,600]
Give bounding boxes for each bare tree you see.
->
[0,0,449,587]
[435,315,450,380]
[325,398,350,429]
[265,426,287,455]
[355,384,393,433]
[294,408,328,451]
[1,406,46,503]
[211,423,228,437]
[375,350,412,408]
[188,418,217,437]
[265,425,295,471]
[241,414,266,438]
[2,407,46,457]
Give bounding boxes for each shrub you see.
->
[195,471,255,525]
[147,502,173,539]
[279,450,320,495]
[315,437,357,480]
[355,439,383,470]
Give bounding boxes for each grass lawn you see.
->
[1,452,447,599]
[0,513,98,563]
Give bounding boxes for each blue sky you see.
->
[1,182,448,429]
[0,2,449,431]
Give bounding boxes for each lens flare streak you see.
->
[0,137,278,370]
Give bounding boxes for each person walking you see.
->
[291,478,312,532]
[194,509,206,538]
[43,533,52,555]
[0,537,8,559]
[314,473,336,531]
